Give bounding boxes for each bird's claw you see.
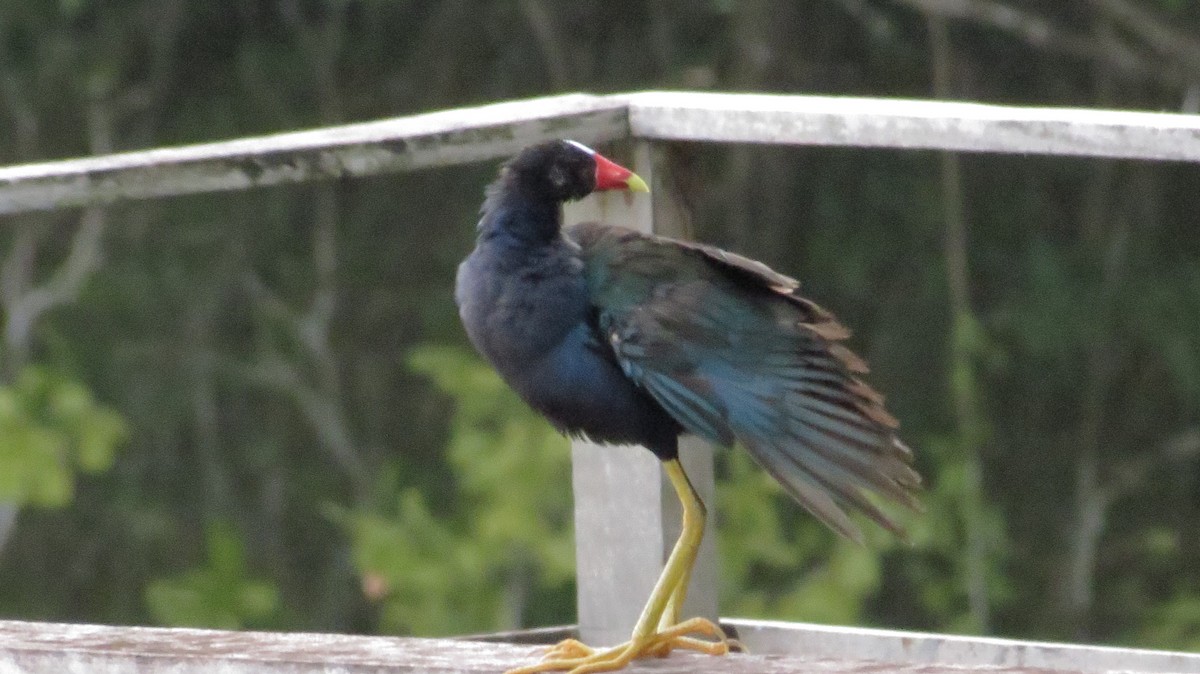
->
[504,618,736,674]
[541,638,594,660]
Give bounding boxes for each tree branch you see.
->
[1085,0,1200,77]
[0,93,114,558]
[280,0,350,123]
[0,70,40,157]
[113,0,186,148]
[893,0,1184,90]
[300,187,338,368]
[0,226,38,313]
[2,208,106,376]
[928,13,992,633]
[517,0,573,88]
[238,188,368,502]
[827,0,899,40]
[228,352,372,500]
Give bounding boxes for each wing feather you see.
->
[570,222,921,540]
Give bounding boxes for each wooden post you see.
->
[565,140,719,647]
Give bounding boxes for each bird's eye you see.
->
[548,164,567,188]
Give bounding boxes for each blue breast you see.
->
[457,239,675,452]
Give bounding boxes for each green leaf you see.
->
[0,367,127,507]
[145,521,280,629]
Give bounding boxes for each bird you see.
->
[455,139,921,674]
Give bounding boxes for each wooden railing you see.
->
[4,617,1200,673]
[5,91,1200,216]
[3,92,1200,672]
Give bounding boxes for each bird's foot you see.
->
[505,618,736,674]
[541,638,593,660]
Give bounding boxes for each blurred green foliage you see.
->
[146,521,281,629]
[0,0,1199,655]
[0,367,126,507]
[335,346,574,636]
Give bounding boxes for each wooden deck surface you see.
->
[0,619,1179,674]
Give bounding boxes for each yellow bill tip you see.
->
[625,172,650,193]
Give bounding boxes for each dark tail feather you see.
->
[733,373,921,542]
[744,438,866,543]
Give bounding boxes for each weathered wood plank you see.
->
[0,620,1124,674]
[4,91,1200,217]
[626,91,1200,162]
[0,619,530,673]
[727,618,1200,673]
[0,94,627,215]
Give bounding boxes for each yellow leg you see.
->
[657,532,694,631]
[505,458,734,674]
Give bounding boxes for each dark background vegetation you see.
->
[1,0,1199,650]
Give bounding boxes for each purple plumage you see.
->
[457,139,921,673]
[457,139,920,541]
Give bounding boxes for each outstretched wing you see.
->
[569,222,921,542]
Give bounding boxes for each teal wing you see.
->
[570,222,921,542]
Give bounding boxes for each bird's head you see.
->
[503,139,650,203]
